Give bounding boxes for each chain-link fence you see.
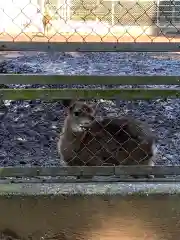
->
[0,79,179,182]
[0,0,180,44]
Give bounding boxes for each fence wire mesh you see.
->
[0,67,180,182]
[1,0,180,43]
[0,85,179,180]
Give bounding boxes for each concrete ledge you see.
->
[0,189,179,239]
[0,182,179,196]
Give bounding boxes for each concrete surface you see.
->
[0,193,179,239]
[0,182,178,195]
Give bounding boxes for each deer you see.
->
[42,12,52,35]
[57,100,157,178]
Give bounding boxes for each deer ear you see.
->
[61,100,74,116]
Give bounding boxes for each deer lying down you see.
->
[57,100,157,177]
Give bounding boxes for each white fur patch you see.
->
[57,137,67,166]
[149,143,157,166]
[71,124,83,132]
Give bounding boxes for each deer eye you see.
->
[74,111,81,117]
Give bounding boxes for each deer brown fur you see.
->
[57,100,157,168]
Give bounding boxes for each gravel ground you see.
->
[0,51,180,167]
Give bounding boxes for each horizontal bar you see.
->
[114,166,180,176]
[1,75,180,85]
[0,166,179,177]
[0,42,180,52]
[0,167,114,177]
[0,88,180,100]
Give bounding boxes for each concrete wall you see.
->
[0,182,179,239]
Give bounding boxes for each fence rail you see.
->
[0,75,180,84]
[1,42,180,52]
[0,166,179,177]
[0,166,179,183]
[0,88,179,99]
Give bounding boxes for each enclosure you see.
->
[0,0,180,239]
